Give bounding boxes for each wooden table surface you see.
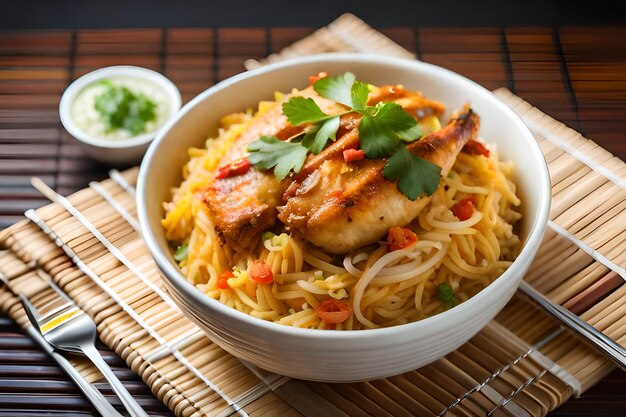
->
[0,26,624,416]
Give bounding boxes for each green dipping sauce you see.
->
[94,80,157,135]
[71,75,171,141]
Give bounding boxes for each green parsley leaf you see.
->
[437,283,457,308]
[282,97,330,125]
[301,126,319,149]
[359,102,424,159]
[247,136,309,181]
[313,72,356,107]
[255,72,436,200]
[301,116,340,154]
[395,124,423,142]
[382,146,442,200]
[94,82,157,135]
[358,114,401,158]
[368,102,422,142]
[173,244,188,262]
[350,81,370,111]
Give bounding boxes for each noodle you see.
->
[162,97,522,331]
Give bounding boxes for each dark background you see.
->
[1,0,626,29]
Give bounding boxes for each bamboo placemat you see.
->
[1,14,625,417]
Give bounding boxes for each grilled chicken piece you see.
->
[294,89,445,186]
[203,87,345,251]
[204,83,446,252]
[366,84,446,120]
[278,105,479,254]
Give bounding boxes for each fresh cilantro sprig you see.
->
[301,116,340,154]
[313,72,357,107]
[282,97,333,125]
[282,98,342,154]
[247,72,442,200]
[383,147,442,200]
[247,136,308,181]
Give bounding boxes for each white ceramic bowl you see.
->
[138,53,551,382]
[59,66,181,166]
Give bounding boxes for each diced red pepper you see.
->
[217,271,233,289]
[215,157,251,179]
[309,72,328,85]
[316,299,352,324]
[451,197,475,221]
[216,165,230,179]
[462,140,490,157]
[248,260,274,284]
[386,227,418,251]
[343,148,365,162]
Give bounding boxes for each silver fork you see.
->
[19,287,150,417]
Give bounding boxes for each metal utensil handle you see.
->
[24,326,124,417]
[81,343,150,417]
[519,281,626,372]
[16,292,124,417]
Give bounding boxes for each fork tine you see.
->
[31,290,72,317]
[38,301,77,324]
[20,289,76,329]
[32,270,78,323]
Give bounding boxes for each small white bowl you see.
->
[59,66,181,166]
[138,53,551,382]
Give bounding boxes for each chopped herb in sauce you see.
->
[437,283,457,308]
[94,81,157,135]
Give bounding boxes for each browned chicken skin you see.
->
[203,84,452,253]
[202,87,345,251]
[278,105,480,254]
[291,89,445,195]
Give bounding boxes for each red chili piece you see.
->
[343,148,365,162]
[309,72,328,85]
[249,260,274,284]
[451,197,475,221]
[215,157,251,179]
[217,271,233,289]
[386,227,418,251]
[462,140,490,157]
[316,299,352,324]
